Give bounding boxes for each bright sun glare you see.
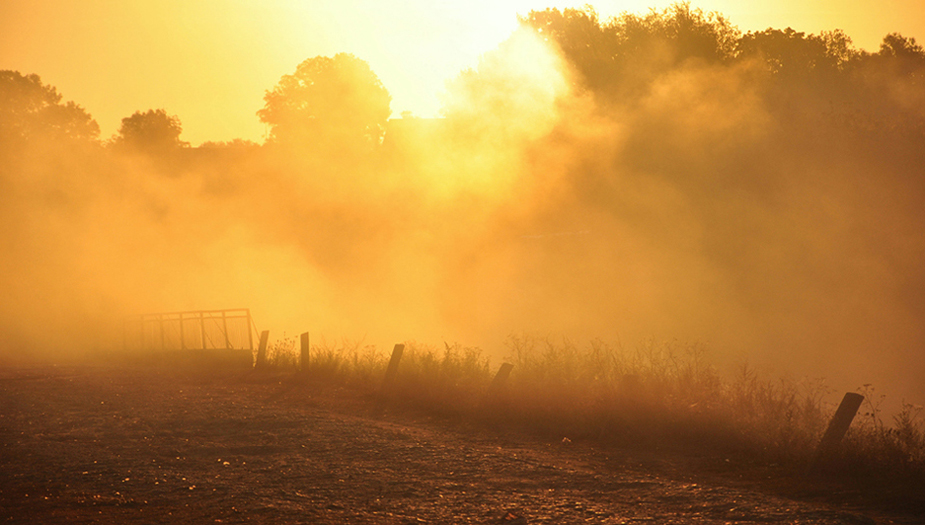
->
[336,1,656,121]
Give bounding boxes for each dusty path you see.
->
[0,366,913,524]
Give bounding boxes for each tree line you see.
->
[3,3,923,159]
[0,52,390,159]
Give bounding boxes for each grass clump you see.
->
[502,337,729,442]
[838,385,925,479]
[385,342,491,415]
[263,334,300,369]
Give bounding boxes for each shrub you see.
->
[262,334,925,481]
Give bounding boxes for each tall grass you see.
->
[263,334,300,369]
[839,384,925,478]
[260,334,925,480]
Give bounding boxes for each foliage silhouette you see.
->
[258,53,391,153]
[111,108,187,153]
[879,32,925,59]
[521,3,739,101]
[0,70,99,146]
[736,28,838,77]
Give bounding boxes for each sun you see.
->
[345,0,666,119]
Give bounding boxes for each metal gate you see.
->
[122,309,256,353]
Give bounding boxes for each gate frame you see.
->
[122,308,256,353]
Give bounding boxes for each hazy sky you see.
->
[2,0,923,145]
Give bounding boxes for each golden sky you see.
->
[2,0,923,145]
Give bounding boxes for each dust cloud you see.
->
[1,6,924,409]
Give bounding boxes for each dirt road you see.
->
[0,366,913,523]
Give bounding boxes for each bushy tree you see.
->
[879,32,925,60]
[112,109,187,152]
[736,28,836,77]
[0,70,99,144]
[521,8,619,94]
[521,3,739,101]
[617,2,740,64]
[870,32,925,79]
[258,53,391,150]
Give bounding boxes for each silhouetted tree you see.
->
[258,53,391,150]
[736,28,841,78]
[843,33,925,135]
[521,7,619,94]
[867,32,925,81]
[521,2,739,101]
[879,33,925,60]
[112,109,187,152]
[0,70,99,145]
[618,2,739,64]
[819,29,857,68]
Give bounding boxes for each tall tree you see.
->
[258,53,391,150]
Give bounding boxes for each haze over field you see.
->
[2,2,924,409]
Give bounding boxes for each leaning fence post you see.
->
[482,363,514,414]
[380,344,405,393]
[489,363,514,397]
[255,330,269,368]
[810,392,864,471]
[299,332,310,374]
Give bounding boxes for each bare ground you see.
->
[0,365,920,524]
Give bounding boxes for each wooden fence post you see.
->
[255,330,269,368]
[381,344,405,393]
[482,363,514,414]
[300,332,310,374]
[811,392,864,471]
[489,363,514,396]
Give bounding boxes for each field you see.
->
[1,342,923,524]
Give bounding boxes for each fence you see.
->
[122,309,256,354]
